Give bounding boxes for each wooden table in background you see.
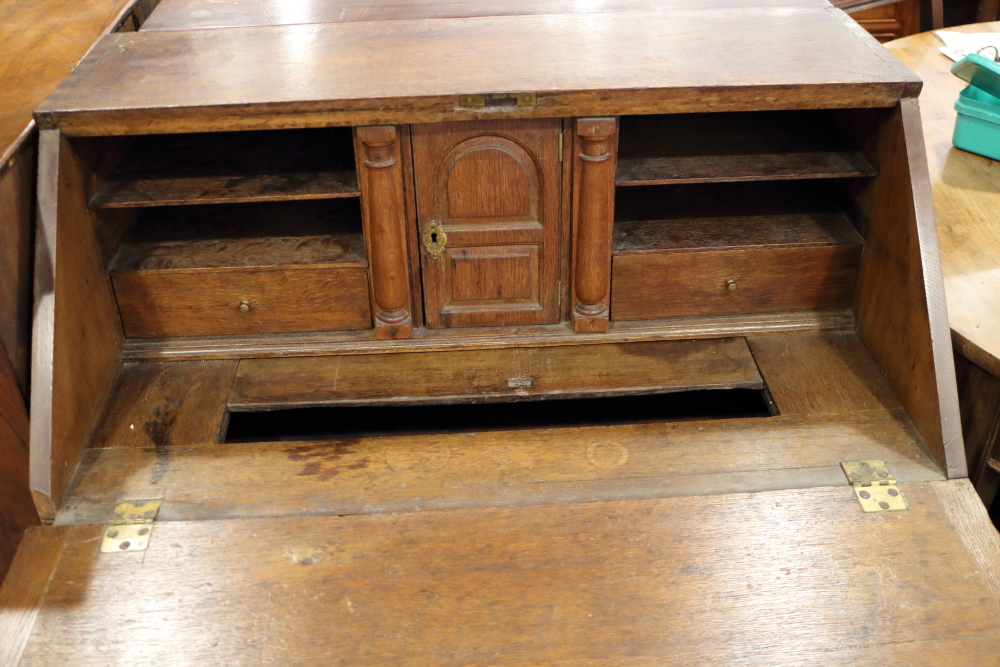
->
[888,23,1000,514]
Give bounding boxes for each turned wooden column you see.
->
[572,117,618,332]
[355,125,413,339]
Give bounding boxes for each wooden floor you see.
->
[5,332,1000,664]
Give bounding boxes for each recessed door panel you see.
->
[412,119,562,328]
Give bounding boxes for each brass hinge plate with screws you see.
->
[101,499,162,553]
[841,460,907,512]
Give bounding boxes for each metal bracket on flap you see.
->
[101,499,162,553]
[458,92,537,107]
[840,460,907,512]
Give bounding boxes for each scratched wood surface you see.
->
[12,481,1000,665]
[140,0,833,31]
[34,7,919,135]
[55,332,944,524]
[229,339,762,410]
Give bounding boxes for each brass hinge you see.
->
[557,280,563,306]
[841,460,907,512]
[558,132,564,163]
[101,499,161,553]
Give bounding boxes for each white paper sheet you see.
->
[936,30,1000,62]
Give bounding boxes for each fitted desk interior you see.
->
[3,2,1000,665]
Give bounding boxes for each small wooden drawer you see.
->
[112,265,372,338]
[611,244,862,320]
[108,200,372,338]
[610,182,864,321]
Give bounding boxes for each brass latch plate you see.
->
[459,92,536,107]
[841,460,907,512]
[101,499,161,553]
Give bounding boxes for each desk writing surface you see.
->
[139,0,832,31]
[886,23,1000,379]
[36,6,919,135]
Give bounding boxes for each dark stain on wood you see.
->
[286,440,366,481]
[143,401,178,484]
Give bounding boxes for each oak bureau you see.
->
[3,0,1000,664]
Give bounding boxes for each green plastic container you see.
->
[951,53,1000,161]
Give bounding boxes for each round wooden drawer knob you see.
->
[725,280,738,292]
[239,300,250,313]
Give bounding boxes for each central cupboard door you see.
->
[412,119,563,328]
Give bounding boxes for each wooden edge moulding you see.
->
[22,4,965,525]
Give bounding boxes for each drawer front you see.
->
[112,265,372,338]
[610,245,862,321]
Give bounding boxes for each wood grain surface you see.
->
[113,264,373,338]
[0,0,134,163]
[120,310,856,361]
[17,481,1000,665]
[748,332,904,415]
[356,125,414,339]
[139,0,833,31]
[0,339,38,583]
[108,199,366,272]
[0,526,68,667]
[412,119,562,328]
[90,128,359,207]
[956,358,1000,507]
[841,101,965,478]
[89,360,238,449]
[0,139,35,397]
[55,331,943,524]
[58,408,940,525]
[886,24,1000,381]
[572,118,618,331]
[230,339,762,410]
[35,7,919,135]
[612,246,862,320]
[31,132,126,520]
[616,111,875,186]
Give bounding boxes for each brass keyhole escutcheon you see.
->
[725,280,738,292]
[238,299,250,313]
[422,220,447,260]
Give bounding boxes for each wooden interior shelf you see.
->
[615,111,876,186]
[91,127,359,208]
[109,199,367,272]
[612,181,863,255]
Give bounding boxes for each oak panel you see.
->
[89,360,238,450]
[19,482,1000,665]
[612,246,862,320]
[112,265,373,338]
[121,309,856,361]
[140,0,833,31]
[0,139,35,396]
[748,332,903,415]
[31,132,126,520]
[413,119,562,328]
[58,409,939,525]
[35,8,919,135]
[840,101,965,478]
[230,338,762,410]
